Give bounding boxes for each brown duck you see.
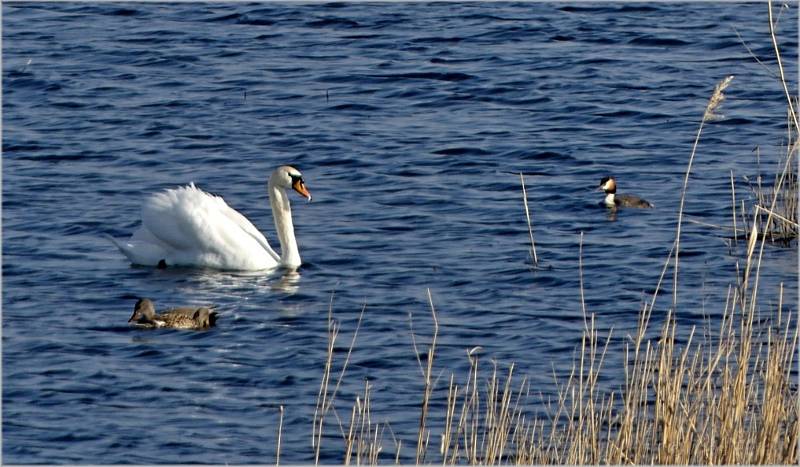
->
[128,298,218,330]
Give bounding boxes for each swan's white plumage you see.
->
[112,166,309,271]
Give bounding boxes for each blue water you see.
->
[3,2,797,464]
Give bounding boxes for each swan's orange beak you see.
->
[292,178,312,201]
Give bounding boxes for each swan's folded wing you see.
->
[141,184,280,266]
[213,195,280,263]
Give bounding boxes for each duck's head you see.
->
[129,298,156,324]
[270,166,312,201]
[192,308,218,328]
[597,176,617,194]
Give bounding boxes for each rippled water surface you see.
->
[3,2,797,463]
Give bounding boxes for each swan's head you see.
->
[597,176,616,194]
[272,166,312,201]
[129,298,156,323]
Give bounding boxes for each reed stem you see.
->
[520,173,539,266]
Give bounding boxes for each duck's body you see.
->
[110,166,311,271]
[598,176,653,209]
[128,298,218,330]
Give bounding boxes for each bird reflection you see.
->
[271,270,301,294]
[168,268,303,296]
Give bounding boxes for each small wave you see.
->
[107,8,140,17]
[50,101,86,109]
[429,57,477,65]
[433,147,490,156]
[381,71,475,82]
[3,143,51,153]
[237,14,276,26]
[575,56,622,66]
[254,33,281,40]
[559,5,615,13]
[342,33,384,40]
[20,152,108,163]
[712,116,755,126]
[618,5,660,13]
[139,99,192,109]
[306,17,360,28]
[204,12,241,23]
[46,433,102,443]
[328,103,380,112]
[410,36,464,44]
[526,151,574,162]
[594,109,648,119]
[628,35,690,47]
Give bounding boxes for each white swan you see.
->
[111,165,311,271]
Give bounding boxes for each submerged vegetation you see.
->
[289,5,798,465]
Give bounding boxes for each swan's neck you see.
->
[269,182,301,268]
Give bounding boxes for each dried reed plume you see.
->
[673,74,735,311]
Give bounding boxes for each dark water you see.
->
[3,2,797,464]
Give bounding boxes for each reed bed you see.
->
[306,129,798,466]
[310,263,797,465]
[298,7,798,465]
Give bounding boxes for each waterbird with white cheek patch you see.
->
[597,176,654,209]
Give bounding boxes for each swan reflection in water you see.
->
[271,269,301,294]
[183,268,303,296]
[129,267,306,338]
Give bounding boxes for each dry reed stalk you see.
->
[768,0,800,131]
[578,232,587,324]
[743,146,797,244]
[757,204,800,230]
[344,399,357,464]
[440,373,457,461]
[673,74,735,311]
[313,297,339,463]
[313,296,366,464]
[741,199,750,239]
[414,288,439,464]
[277,405,284,466]
[731,170,739,243]
[520,173,539,266]
[438,349,531,464]
[343,379,383,465]
[738,0,799,250]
